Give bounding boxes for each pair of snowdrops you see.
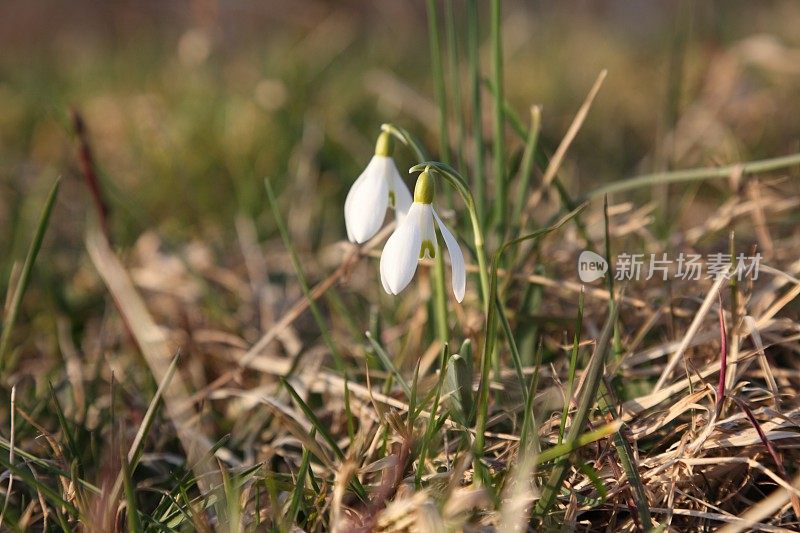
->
[344,132,466,303]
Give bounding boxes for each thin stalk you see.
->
[466,0,485,226]
[280,378,367,500]
[366,331,413,401]
[490,0,505,231]
[495,293,528,406]
[489,93,592,244]
[432,233,450,344]
[534,420,621,466]
[587,151,800,198]
[286,428,313,527]
[715,298,728,417]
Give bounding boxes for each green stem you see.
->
[466,0,485,227]
[432,238,449,344]
[424,0,452,340]
[511,106,542,226]
[490,0,505,231]
[473,205,587,485]
[426,0,450,166]
[445,0,466,173]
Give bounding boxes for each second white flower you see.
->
[379,168,466,302]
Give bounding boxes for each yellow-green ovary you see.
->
[419,239,436,259]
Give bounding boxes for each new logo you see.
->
[578,250,608,283]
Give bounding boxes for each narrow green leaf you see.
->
[280,378,367,501]
[414,344,450,488]
[265,178,345,372]
[534,300,618,518]
[286,429,313,528]
[0,178,60,371]
[365,332,412,401]
[559,288,584,444]
[121,452,143,533]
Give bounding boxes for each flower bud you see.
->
[374,131,394,157]
[413,168,434,204]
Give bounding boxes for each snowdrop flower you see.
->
[344,131,412,243]
[380,168,466,302]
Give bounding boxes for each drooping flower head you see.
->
[344,131,412,244]
[380,168,466,302]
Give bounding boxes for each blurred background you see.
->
[4,1,800,248]
[3,0,800,398]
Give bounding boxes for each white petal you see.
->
[388,161,412,220]
[344,156,390,243]
[433,209,466,302]
[380,203,423,295]
[418,204,437,259]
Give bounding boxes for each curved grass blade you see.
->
[0,178,60,372]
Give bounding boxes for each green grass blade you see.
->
[519,339,543,455]
[0,178,60,372]
[597,381,654,530]
[280,378,367,501]
[414,344,450,488]
[533,420,621,466]
[48,382,80,466]
[534,300,618,518]
[365,331,412,400]
[587,151,800,199]
[281,378,344,461]
[286,428,313,528]
[474,204,588,478]
[444,339,472,425]
[0,454,79,517]
[559,288,584,444]
[444,0,466,172]
[426,0,450,166]
[490,0,505,231]
[109,352,180,509]
[343,378,355,445]
[466,0,485,226]
[495,293,527,406]
[264,178,345,372]
[511,106,542,226]
[121,452,143,533]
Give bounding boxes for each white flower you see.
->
[344,133,412,244]
[379,169,466,302]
